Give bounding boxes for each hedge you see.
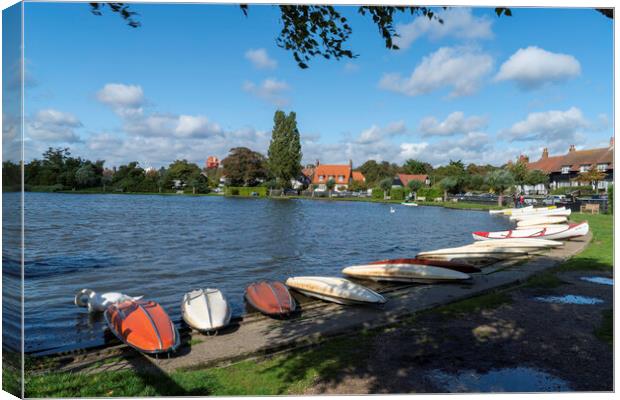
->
[224,186,267,197]
[371,188,384,199]
[390,187,405,201]
[550,185,593,195]
[417,186,443,199]
[608,185,613,214]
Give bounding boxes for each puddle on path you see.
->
[534,295,604,305]
[580,276,613,286]
[428,367,570,392]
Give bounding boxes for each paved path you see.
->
[39,234,591,375]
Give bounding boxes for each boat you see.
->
[516,224,570,230]
[285,276,386,305]
[245,281,296,317]
[509,208,571,220]
[104,299,180,354]
[342,264,470,283]
[401,202,418,207]
[516,216,568,227]
[74,289,143,313]
[489,205,533,215]
[470,238,564,248]
[472,222,589,241]
[366,258,480,273]
[181,288,232,332]
[418,245,531,257]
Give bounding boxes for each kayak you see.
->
[516,224,570,230]
[285,276,386,305]
[509,208,571,220]
[366,258,481,273]
[418,245,531,257]
[472,222,589,241]
[182,288,231,332]
[342,264,470,283]
[516,216,568,227]
[401,202,418,207]
[105,299,180,354]
[245,281,296,317]
[470,238,563,248]
[489,205,533,215]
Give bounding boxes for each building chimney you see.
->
[349,159,353,169]
[610,137,614,148]
[569,144,576,153]
[518,154,529,163]
[316,159,320,167]
[542,148,548,159]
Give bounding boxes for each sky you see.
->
[2,3,614,169]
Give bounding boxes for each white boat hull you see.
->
[516,216,568,227]
[285,276,386,304]
[182,288,231,332]
[509,208,571,220]
[473,222,589,241]
[342,264,470,283]
[470,238,563,248]
[489,205,533,215]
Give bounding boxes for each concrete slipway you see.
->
[32,233,591,375]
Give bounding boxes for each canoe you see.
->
[245,281,296,317]
[516,224,570,230]
[367,258,481,273]
[181,288,231,332]
[418,245,531,257]
[104,299,180,354]
[472,222,589,241]
[285,276,386,305]
[401,202,418,207]
[509,208,571,220]
[470,238,563,248]
[494,206,558,216]
[489,205,533,215]
[516,216,568,227]
[342,264,470,283]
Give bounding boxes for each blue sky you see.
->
[4,3,614,168]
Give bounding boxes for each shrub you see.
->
[371,187,383,199]
[391,187,405,200]
[609,184,613,214]
[417,186,443,200]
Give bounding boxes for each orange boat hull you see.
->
[105,299,180,354]
[245,281,296,316]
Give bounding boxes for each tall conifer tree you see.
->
[268,110,302,188]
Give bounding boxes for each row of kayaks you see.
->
[73,207,588,356]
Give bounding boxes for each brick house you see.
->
[525,138,614,193]
[393,173,430,187]
[311,160,366,191]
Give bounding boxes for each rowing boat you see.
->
[342,264,470,283]
[472,222,589,241]
[285,276,386,305]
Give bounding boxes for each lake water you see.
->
[3,192,511,354]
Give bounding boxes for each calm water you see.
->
[4,192,511,354]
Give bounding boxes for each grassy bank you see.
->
[25,213,611,397]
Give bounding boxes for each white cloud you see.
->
[495,46,581,89]
[343,62,360,73]
[356,120,407,145]
[501,107,589,142]
[394,8,493,49]
[245,48,277,69]
[96,83,145,117]
[418,111,487,136]
[243,78,290,106]
[26,109,82,143]
[379,47,493,97]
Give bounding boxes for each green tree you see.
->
[507,159,529,188]
[112,162,145,192]
[2,161,21,188]
[359,160,399,186]
[407,179,422,199]
[402,159,432,175]
[524,169,549,187]
[348,179,368,192]
[485,170,515,206]
[222,147,268,186]
[575,169,607,192]
[439,177,459,201]
[326,178,336,197]
[268,110,302,189]
[75,164,97,188]
[379,178,393,199]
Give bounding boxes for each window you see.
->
[579,164,591,172]
[319,175,324,181]
[338,175,345,182]
[597,163,608,171]
[561,166,570,174]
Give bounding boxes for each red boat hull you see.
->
[367,258,481,273]
[104,299,179,354]
[245,281,296,316]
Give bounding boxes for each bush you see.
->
[371,187,383,199]
[550,185,592,195]
[608,184,613,214]
[225,186,267,197]
[417,186,443,200]
[391,186,405,201]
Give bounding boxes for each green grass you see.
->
[595,309,613,345]
[430,291,512,318]
[524,271,566,289]
[3,352,22,397]
[558,213,613,271]
[25,335,373,397]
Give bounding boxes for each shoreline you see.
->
[5,188,505,211]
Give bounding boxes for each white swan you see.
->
[390,207,396,213]
[74,288,143,313]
